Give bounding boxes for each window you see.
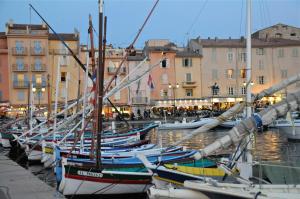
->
[61,72,66,82]
[292,48,298,57]
[185,89,193,97]
[211,48,217,62]
[275,33,282,38]
[61,55,68,66]
[34,58,42,70]
[160,89,168,97]
[291,33,296,36]
[15,41,24,53]
[241,86,246,95]
[161,73,168,84]
[0,91,2,101]
[186,73,192,82]
[212,69,218,80]
[256,48,265,55]
[33,41,42,54]
[278,48,284,58]
[226,69,234,79]
[161,59,169,68]
[211,83,219,96]
[182,58,192,67]
[227,52,233,63]
[240,52,246,62]
[281,69,288,79]
[228,86,234,95]
[258,76,265,85]
[16,58,24,70]
[240,69,246,78]
[258,60,264,70]
[17,91,25,101]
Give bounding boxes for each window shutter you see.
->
[42,75,46,87]
[182,59,185,67]
[189,59,192,67]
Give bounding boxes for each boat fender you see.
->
[252,113,262,129]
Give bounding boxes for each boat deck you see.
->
[0,148,65,199]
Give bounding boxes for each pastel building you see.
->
[1,21,84,115]
[0,32,9,104]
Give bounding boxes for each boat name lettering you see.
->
[77,170,103,178]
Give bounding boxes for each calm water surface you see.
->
[9,127,300,199]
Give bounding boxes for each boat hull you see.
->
[59,165,152,195]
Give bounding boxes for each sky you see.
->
[0,0,300,48]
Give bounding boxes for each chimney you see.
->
[208,37,210,40]
[8,19,14,27]
[229,36,231,40]
[214,37,218,41]
[240,36,245,42]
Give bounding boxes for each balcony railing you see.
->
[11,64,29,72]
[182,81,197,88]
[132,97,148,104]
[12,47,27,56]
[30,47,46,56]
[107,67,126,75]
[49,49,78,55]
[13,81,29,88]
[31,64,47,72]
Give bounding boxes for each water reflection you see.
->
[150,127,300,163]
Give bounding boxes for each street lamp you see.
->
[243,80,254,86]
[168,83,179,116]
[33,87,46,108]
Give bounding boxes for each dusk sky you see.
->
[1,0,300,48]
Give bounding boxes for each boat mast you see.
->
[96,0,104,169]
[47,74,51,127]
[243,0,253,179]
[53,57,61,140]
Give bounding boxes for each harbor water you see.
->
[6,127,300,199]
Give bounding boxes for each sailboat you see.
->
[140,1,300,198]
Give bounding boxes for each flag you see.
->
[147,74,154,89]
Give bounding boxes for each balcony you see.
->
[49,49,78,55]
[13,81,29,88]
[12,47,27,56]
[107,67,126,75]
[12,64,29,72]
[182,81,197,88]
[31,64,47,72]
[132,97,148,105]
[30,47,46,56]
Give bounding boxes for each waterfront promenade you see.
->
[0,148,64,199]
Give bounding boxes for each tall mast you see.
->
[242,0,253,180]
[246,0,252,118]
[96,0,104,169]
[47,74,51,127]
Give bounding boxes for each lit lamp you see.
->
[243,81,254,86]
[33,87,46,108]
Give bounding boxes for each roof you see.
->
[6,23,48,30]
[196,38,300,48]
[49,33,79,41]
[176,51,202,57]
[252,23,300,36]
